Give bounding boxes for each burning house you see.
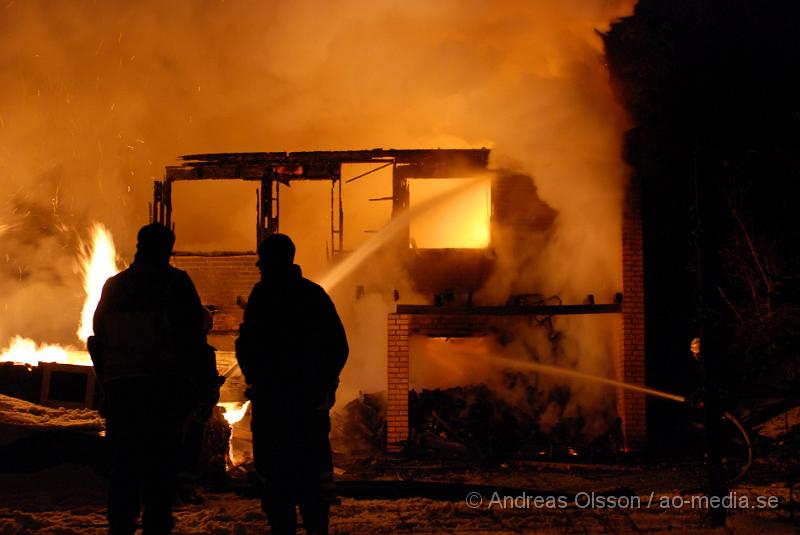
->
[0,146,644,468]
[4,0,799,531]
[0,0,647,477]
[149,148,646,455]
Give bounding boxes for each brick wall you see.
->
[387,314,410,450]
[620,175,646,450]
[171,255,260,331]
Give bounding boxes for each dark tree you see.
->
[604,0,800,448]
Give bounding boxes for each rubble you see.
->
[332,392,386,457]
[332,374,623,462]
[408,374,592,460]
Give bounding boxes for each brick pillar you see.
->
[386,313,410,451]
[620,175,647,450]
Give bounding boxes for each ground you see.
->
[0,458,796,534]
[0,392,798,533]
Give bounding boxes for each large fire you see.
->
[0,223,120,367]
[1,222,248,468]
[77,223,121,343]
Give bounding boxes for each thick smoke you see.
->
[1,0,633,433]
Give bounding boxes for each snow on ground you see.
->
[0,491,794,534]
[0,464,796,534]
[0,391,796,533]
[0,394,104,446]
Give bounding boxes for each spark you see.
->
[0,223,17,235]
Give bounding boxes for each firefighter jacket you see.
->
[91,261,216,390]
[236,265,349,410]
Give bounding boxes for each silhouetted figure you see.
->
[89,224,219,535]
[237,234,348,535]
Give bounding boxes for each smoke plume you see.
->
[1,0,633,433]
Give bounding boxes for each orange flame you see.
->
[0,336,92,367]
[77,223,121,343]
[219,401,251,467]
[219,401,250,426]
[0,222,120,366]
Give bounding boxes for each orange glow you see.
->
[410,336,495,390]
[77,223,121,343]
[0,335,92,366]
[409,178,491,249]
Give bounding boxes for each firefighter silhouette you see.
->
[237,233,348,535]
[89,223,219,535]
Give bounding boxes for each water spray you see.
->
[485,354,686,403]
[488,354,751,481]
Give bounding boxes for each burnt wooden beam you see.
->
[345,160,394,183]
[172,251,257,256]
[178,148,489,166]
[168,149,490,180]
[165,165,265,181]
[395,304,622,316]
[166,149,490,183]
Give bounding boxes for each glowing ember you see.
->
[77,223,121,343]
[0,335,92,367]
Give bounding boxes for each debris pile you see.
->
[332,392,386,457]
[408,373,599,460]
[332,373,624,461]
